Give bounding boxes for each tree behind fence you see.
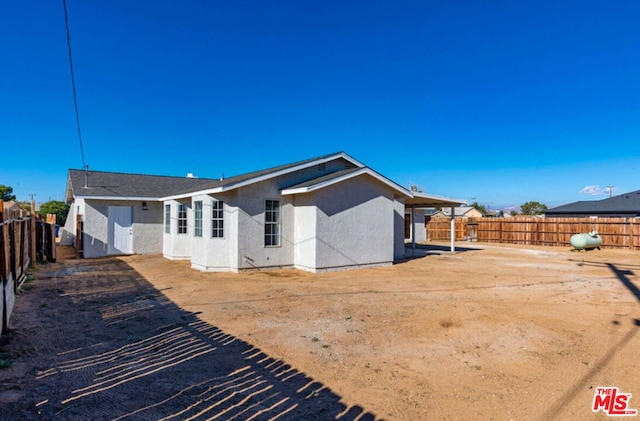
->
[426,217,640,250]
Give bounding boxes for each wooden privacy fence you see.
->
[426,217,640,250]
[426,218,468,242]
[0,201,57,338]
[0,208,32,337]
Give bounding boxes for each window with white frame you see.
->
[212,200,224,238]
[164,204,171,234]
[194,201,203,237]
[264,200,280,246]
[177,203,188,234]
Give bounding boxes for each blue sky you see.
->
[2,1,639,210]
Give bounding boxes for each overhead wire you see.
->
[62,0,87,172]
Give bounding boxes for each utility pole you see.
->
[29,193,36,213]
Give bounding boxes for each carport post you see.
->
[411,205,416,250]
[450,206,456,253]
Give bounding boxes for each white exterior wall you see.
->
[162,199,192,260]
[157,156,410,272]
[187,158,356,271]
[59,198,84,246]
[412,209,427,243]
[81,199,162,258]
[82,201,109,258]
[133,201,164,254]
[307,176,396,272]
[393,198,406,259]
[189,192,239,272]
[236,181,295,270]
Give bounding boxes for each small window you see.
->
[265,200,281,247]
[212,200,224,238]
[177,203,188,234]
[194,201,203,237]
[164,204,171,234]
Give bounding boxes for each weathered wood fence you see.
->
[426,217,640,250]
[0,201,57,338]
[0,206,32,337]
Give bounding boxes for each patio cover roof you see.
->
[404,193,467,255]
[405,192,467,208]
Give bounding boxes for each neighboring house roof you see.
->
[2,201,20,211]
[441,206,481,217]
[546,190,640,217]
[1,201,30,220]
[424,208,445,217]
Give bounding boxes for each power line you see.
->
[62,0,87,171]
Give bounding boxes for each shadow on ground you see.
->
[0,256,377,421]
[540,260,640,420]
[398,242,482,262]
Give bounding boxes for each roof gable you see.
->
[65,152,465,207]
[67,152,363,201]
[281,167,412,197]
[162,151,363,199]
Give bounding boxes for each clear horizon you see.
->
[2,1,639,210]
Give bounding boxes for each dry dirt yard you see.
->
[1,242,639,420]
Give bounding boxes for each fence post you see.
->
[1,219,10,285]
[30,215,36,268]
[0,201,5,285]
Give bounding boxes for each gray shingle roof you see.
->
[67,170,218,199]
[176,151,347,195]
[282,168,363,190]
[546,190,640,216]
[67,151,351,200]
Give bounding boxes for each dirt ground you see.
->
[1,242,639,420]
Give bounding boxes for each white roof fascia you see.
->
[216,152,364,193]
[74,195,163,201]
[162,152,365,200]
[409,192,468,206]
[282,168,413,197]
[162,187,223,201]
[413,192,467,203]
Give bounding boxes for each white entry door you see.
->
[108,206,133,255]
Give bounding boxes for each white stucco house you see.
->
[62,152,465,273]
